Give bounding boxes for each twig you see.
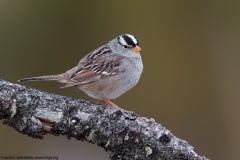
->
[0,79,208,160]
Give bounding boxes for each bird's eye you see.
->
[123,45,127,48]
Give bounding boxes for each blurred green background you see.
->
[0,1,239,160]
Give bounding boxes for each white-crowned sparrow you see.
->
[19,34,143,107]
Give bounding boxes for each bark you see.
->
[0,79,208,160]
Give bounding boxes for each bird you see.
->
[18,34,143,108]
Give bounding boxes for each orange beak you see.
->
[132,46,142,52]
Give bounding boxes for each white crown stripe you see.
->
[125,34,138,45]
[119,36,128,46]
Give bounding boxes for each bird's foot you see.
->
[102,98,134,114]
[102,98,119,108]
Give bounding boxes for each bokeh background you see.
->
[0,1,239,160]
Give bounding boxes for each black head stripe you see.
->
[117,37,122,45]
[122,35,137,47]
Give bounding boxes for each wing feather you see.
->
[62,45,124,88]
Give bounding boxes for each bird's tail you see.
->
[18,74,66,83]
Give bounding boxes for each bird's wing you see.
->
[61,45,124,88]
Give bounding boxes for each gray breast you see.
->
[79,55,143,100]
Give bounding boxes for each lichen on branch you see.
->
[0,80,208,160]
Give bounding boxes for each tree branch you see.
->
[0,79,208,160]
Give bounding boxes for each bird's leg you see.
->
[102,98,119,108]
[102,98,134,114]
